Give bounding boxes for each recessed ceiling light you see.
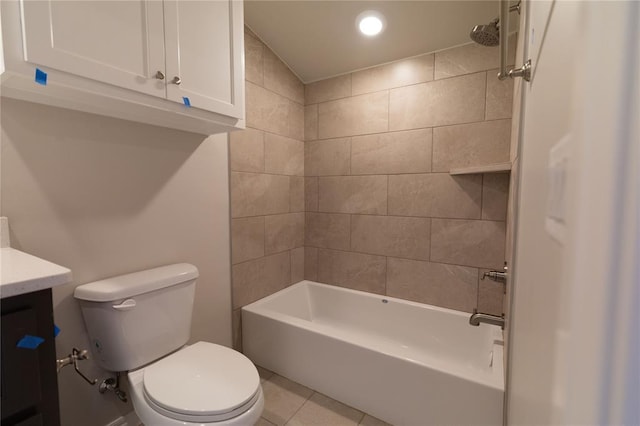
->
[356,11,385,37]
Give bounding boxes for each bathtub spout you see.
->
[469,309,505,329]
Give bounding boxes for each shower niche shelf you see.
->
[449,162,512,175]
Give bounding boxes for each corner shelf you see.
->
[449,162,512,175]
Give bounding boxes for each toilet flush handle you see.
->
[112,299,137,311]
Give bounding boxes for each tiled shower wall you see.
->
[230,29,516,349]
[303,40,515,315]
[230,28,305,350]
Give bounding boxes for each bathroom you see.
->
[0,1,637,425]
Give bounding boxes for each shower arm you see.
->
[498,1,531,82]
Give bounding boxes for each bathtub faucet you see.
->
[469,309,505,329]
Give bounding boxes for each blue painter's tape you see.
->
[17,335,45,349]
[35,68,48,86]
[54,324,60,338]
[182,97,191,107]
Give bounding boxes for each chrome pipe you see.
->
[498,0,510,80]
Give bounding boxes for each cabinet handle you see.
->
[171,76,182,85]
[155,71,165,80]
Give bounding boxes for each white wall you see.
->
[508,1,639,424]
[1,98,232,426]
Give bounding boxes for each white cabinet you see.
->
[21,1,167,98]
[164,1,244,118]
[0,0,245,134]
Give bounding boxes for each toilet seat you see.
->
[141,341,261,423]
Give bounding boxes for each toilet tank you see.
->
[74,263,198,372]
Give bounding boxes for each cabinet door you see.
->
[163,0,244,118]
[1,308,42,421]
[20,0,166,97]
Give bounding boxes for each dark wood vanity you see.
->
[1,288,60,426]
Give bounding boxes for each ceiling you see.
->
[245,1,502,83]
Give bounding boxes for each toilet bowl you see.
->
[73,264,264,425]
[128,342,264,426]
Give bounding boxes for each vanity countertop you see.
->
[1,247,72,299]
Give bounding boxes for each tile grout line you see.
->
[304,211,506,223]
[305,245,499,272]
[284,390,316,425]
[298,116,511,142]
[304,67,509,105]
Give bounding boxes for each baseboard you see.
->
[104,411,141,426]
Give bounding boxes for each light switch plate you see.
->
[546,135,571,244]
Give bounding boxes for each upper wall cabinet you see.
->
[0,0,245,135]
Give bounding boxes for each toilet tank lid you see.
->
[74,263,199,302]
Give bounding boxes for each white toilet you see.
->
[74,263,264,425]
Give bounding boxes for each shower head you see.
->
[469,18,500,47]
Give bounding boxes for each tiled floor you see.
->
[255,366,391,426]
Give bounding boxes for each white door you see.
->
[20,0,166,97]
[163,0,244,118]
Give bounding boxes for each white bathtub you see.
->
[242,281,504,426]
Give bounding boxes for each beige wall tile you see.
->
[482,173,509,220]
[231,172,264,218]
[478,269,505,316]
[351,54,435,95]
[304,104,318,141]
[291,247,305,284]
[230,172,289,217]
[261,375,314,426]
[265,133,304,176]
[305,74,351,105]
[431,219,506,269]
[288,100,305,141]
[232,251,290,309]
[304,177,319,211]
[389,73,485,131]
[486,69,514,120]
[434,35,516,80]
[318,91,389,139]
[432,119,511,172]
[305,212,350,250]
[388,174,482,219]
[265,213,304,254]
[229,128,264,173]
[288,393,363,426]
[305,138,351,176]
[289,176,304,212]
[317,249,386,294]
[387,258,478,312]
[351,215,431,260]
[351,129,432,175]
[246,82,290,137]
[264,175,291,215]
[318,176,387,214]
[244,31,263,86]
[263,48,304,104]
[231,216,264,264]
[232,308,242,351]
[304,246,318,281]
